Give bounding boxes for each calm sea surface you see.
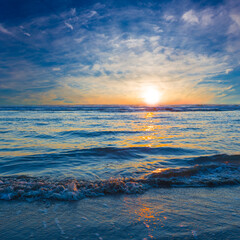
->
[0,105,240,200]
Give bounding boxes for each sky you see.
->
[0,0,239,105]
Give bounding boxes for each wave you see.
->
[0,105,239,112]
[0,154,239,201]
[0,146,201,163]
[59,130,141,137]
[64,146,198,157]
[0,146,200,174]
[192,154,240,165]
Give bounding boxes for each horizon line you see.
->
[0,103,239,107]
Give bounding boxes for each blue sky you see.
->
[0,0,239,105]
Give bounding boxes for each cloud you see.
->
[0,0,239,105]
[225,68,233,74]
[86,10,97,18]
[52,67,61,71]
[164,15,176,22]
[122,38,145,48]
[74,37,85,43]
[70,8,76,16]
[0,23,12,35]
[64,22,73,30]
[182,10,199,24]
[200,10,213,26]
[59,32,231,104]
[153,26,163,33]
[53,97,64,101]
[24,32,31,37]
[230,13,240,27]
[228,13,240,35]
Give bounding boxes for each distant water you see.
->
[0,105,240,201]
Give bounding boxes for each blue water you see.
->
[0,105,240,200]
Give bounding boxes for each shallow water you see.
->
[0,105,240,200]
[0,187,239,240]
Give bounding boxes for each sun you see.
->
[143,87,161,106]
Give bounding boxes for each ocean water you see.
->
[0,105,240,200]
[0,105,240,239]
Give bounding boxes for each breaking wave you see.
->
[0,154,239,201]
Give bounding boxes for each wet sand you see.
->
[1,186,239,240]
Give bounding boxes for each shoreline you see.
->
[1,186,239,240]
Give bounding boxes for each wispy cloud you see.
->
[52,67,61,71]
[0,23,12,35]
[23,32,31,37]
[0,0,239,104]
[64,22,73,30]
[230,13,240,27]
[74,36,85,43]
[182,10,199,24]
[225,68,233,74]
[164,15,176,22]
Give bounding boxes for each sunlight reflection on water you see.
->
[0,107,239,178]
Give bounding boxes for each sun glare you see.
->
[143,87,161,105]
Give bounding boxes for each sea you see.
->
[0,105,240,240]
